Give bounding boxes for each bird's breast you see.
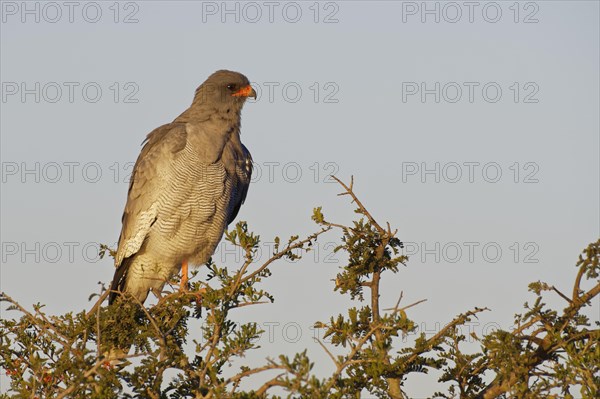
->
[145,133,241,265]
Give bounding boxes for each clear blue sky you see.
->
[1,1,598,396]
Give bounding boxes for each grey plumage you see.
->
[109,70,255,305]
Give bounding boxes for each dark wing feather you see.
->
[228,144,252,225]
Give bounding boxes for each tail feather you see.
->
[108,256,132,305]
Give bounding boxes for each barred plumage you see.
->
[109,70,255,304]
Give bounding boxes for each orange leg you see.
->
[180,259,189,291]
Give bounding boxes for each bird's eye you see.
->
[227,84,236,91]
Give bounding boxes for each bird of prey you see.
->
[108,70,255,305]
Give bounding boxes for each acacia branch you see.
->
[240,227,331,285]
[476,268,599,399]
[254,374,287,396]
[85,289,110,319]
[1,293,70,347]
[406,307,489,366]
[384,295,427,314]
[54,359,106,399]
[316,338,340,368]
[224,364,286,390]
[131,294,168,352]
[322,322,385,393]
[332,175,386,235]
[551,286,572,304]
[572,260,587,300]
[199,305,224,385]
[329,176,406,398]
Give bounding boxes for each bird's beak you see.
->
[232,84,257,99]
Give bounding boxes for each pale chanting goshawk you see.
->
[108,70,256,305]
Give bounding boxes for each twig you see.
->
[323,322,385,392]
[316,338,340,368]
[399,299,428,312]
[551,286,572,304]
[572,262,586,301]
[130,293,168,350]
[240,227,331,285]
[85,289,110,319]
[224,364,285,388]
[405,307,489,365]
[1,293,70,347]
[254,373,287,396]
[383,292,427,313]
[233,301,271,309]
[54,359,105,399]
[331,175,386,235]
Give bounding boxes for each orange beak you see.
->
[232,84,257,99]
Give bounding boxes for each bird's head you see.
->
[193,70,256,109]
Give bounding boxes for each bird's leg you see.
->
[180,259,189,291]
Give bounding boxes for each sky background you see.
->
[1,1,599,397]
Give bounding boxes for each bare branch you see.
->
[551,286,572,304]
[240,227,331,285]
[316,338,340,368]
[331,175,386,235]
[255,373,287,396]
[224,364,286,388]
